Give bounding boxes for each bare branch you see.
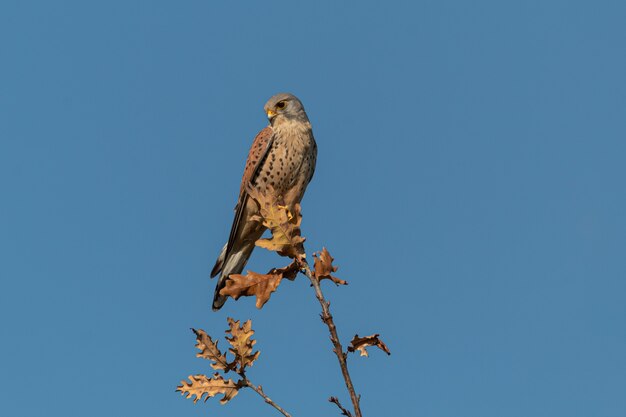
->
[299,260,362,417]
[241,377,293,417]
[329,396,353,417]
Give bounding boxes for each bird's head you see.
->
[264,93,309,126]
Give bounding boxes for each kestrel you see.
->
[210,93,317,310]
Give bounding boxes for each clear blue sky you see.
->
[1,1,625,416]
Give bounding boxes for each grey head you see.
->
[264,93,309,126]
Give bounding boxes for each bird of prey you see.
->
[210,93,317,310]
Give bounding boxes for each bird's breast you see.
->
[252,125,316,201]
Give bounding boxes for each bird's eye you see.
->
[276,101,286,109]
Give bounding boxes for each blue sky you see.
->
[1,1,625,416]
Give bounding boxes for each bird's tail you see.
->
[211,243,227,278]
[211,243,253,311]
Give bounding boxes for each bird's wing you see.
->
[225,126,274,256]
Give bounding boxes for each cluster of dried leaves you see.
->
[246,186,306,259]
[178,187,390,416]
[220,187,347,309]
[177,318,258,404]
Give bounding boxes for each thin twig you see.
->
[240,376,292,417]
[329,396,353,417]
[300,260,362,417]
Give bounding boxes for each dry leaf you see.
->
[221,271,281,309]
[177,373,239,404]
[271,261,300,281]
[313,247,347,285]
[347,334,391,357]
[246,185,306,259]
[225,318,260,371]
[221,262,299,308]
[192,328,233,372]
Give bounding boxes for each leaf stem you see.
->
[240,375,293,417]
[300,260,362,417]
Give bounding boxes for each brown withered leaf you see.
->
[225,318,260,371]
[313,247,347,285]
[191,328,233,372]
[177,373,239,404]
[221,271,281,309]
[347,334,391,357]
[246,185,306,259]
[220,261,299,308]
[271,260,300,281]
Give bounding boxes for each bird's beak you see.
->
[266,110,276,122]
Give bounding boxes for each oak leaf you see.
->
[177,373,239,404]
[246,185,306,259]
[225,318,260,372]
[192,328,233,372]
[347,334,391,357]
[221,261,300,308]
[313,247,347,285]
[271,261,300,281]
